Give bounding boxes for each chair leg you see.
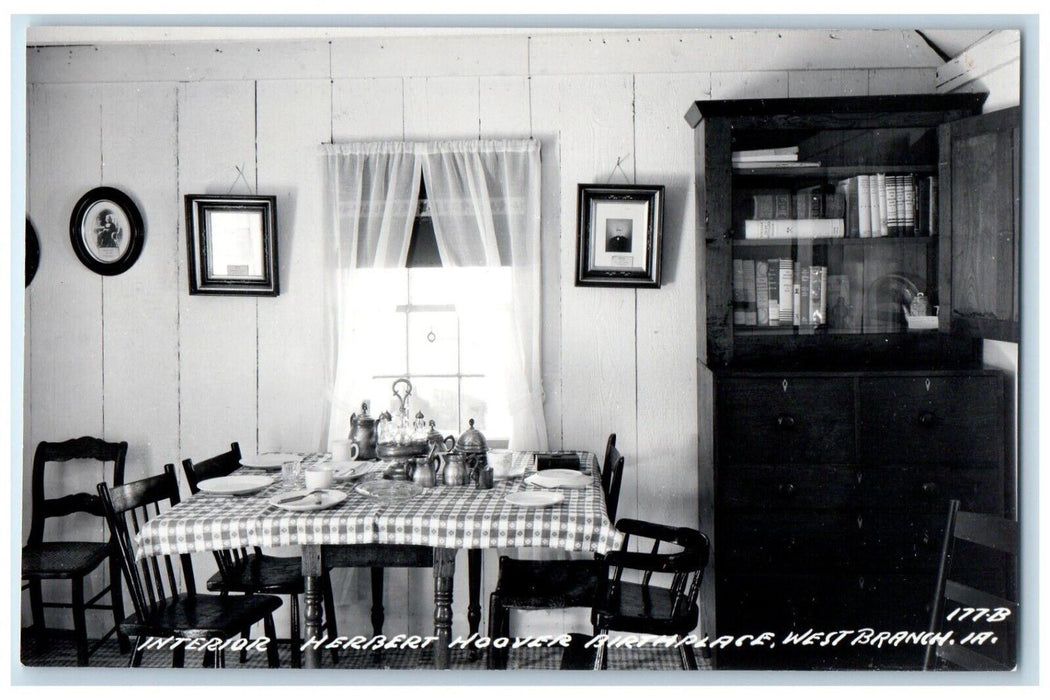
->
[321,571,340,664]
[594,628,609,670]
[290,593,303,669]
[203,649,215,668]
[108,553,129,653]
[263,614,280,668]
[27,579,46,645]
[71,577,89,666]
[239,627,249,664]
[467,549,482,661]
[370,567,385,637]
[680,644,699,670]
[130,636,144,668]
[486,594,507,670]
[370,567,385,664]
[173,646,185,668]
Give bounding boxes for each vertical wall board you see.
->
[94,83,181,637]
[331,78,405,142]
[870,68,936,95]
[402,74,480,635]
[404,76,481,140]
[25,82,106,629]
[633,74,707,531]
[100,83,180,486]
[256,79,331,455]
[329,77,410,636]
[176,81,260,464]
[479,76,532,139]
[532,73,638,499]
[254,78,334,641]
[711,71,790,100]
[788,69,868,98]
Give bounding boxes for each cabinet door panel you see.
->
[717,510,858,570]
[857,375,1003,467]
[940,107,1020,342]
[854,466,1003,514]
[718,464,855,509]
[718,377,854,463]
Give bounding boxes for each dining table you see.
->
[134,450,621,669]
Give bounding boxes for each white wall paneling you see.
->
[24,29,964,640]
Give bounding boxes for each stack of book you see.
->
[836,174,937,238]
[745,186,846,240]
[732,146,819,169]
[733,258,828,327]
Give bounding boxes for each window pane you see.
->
[461,375,511,445]
[408,310,459,375]
[404,376,459,434]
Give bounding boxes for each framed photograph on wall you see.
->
[69,186,145,276]
[575,184,664,288]
[185,194,279,296]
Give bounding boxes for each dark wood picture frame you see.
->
[575,184,664,288]
[69,186,145,276]
[184,194,279,296]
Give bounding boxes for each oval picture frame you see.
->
[69,186,145,276]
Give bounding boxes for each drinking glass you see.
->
[281,460,302,487]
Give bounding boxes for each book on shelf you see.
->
[743,218,845,239]
[837,172,935,238]
[732,259,746,325]
[792,261,801,326]
[742,259,758,326]
[734,161,822,170]
[857,174,872,238]
[875,173,889,237]
[778,259,793,325]
[732,146,799,161]
[731,260,829,328]
[827,274,856,330]
[767,258,780,326]
[755,260,770,326]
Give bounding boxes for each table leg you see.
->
[302,544,323,669]
[467,549,482,661]
[433,547,456,669]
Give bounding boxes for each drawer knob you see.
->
[776,483,796,496]
[918,411,936,427]
[776,415,796,429]
[921,482,939,498]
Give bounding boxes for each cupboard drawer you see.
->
[854,466,1003,514]
[718,465,854,509]
[718,377,855,464]
[857,375,1003,466]
[717,510,858,570]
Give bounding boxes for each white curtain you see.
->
[322,140,548,451]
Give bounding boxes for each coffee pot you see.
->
[348,402,378,460]
[454,418,489,481]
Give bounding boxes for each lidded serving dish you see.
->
[376,378,430,478]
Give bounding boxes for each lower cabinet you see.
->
[712,370,1005,670]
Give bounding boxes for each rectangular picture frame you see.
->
[184,194,279,296]
[575,184,664,288]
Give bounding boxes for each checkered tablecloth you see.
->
[135,451,622,559]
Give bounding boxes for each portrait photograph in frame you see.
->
[575,184,664,288]
[184,194,279,296]
[68,186,145,276]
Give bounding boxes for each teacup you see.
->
[331,440,359,462]
[304,466,335,490]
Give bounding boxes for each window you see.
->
[352,178,514,445]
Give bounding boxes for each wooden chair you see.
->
[181,443,339,668]
[560,518,710,670]
[21,437,129,665]
[98,464,282,668]
[487,434,625,669]
[923,499,1018,671]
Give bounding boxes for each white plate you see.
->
[355,480,423,500]
[327,460,375,481]
[506,491,565,508]
[269,488,347,512]
[197,475,273,496]
[240,453,302,469]
[525,469,590,489]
